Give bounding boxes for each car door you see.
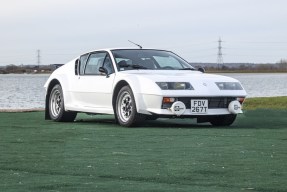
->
[72,51,116,113]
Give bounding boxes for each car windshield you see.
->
[111,49,194,71]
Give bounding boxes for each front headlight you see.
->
[216,82,243,90]
[156,82,194,90]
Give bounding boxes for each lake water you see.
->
[220,73,287,98]
[0,74,49,109]
[0,73,286,109]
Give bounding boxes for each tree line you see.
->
[1,60,287,74]
[0,65,53,74]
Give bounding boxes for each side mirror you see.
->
[198,67,205,73]
[99,67,109,78]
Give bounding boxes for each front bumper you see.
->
[137,94,244,116]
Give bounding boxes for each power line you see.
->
[226,41,287,44]
[217,37,223,69]
[37,49,41,67]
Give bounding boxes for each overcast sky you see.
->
[0,0,287,65]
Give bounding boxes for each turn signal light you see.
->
[237,97,245,104]
[163,97,175,103]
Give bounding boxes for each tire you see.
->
[209,114,237,126]
[115,85,145,127]
[49,84,77,122]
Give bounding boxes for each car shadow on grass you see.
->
[73,109,287,129]
[74,114,212,129]
[74,115,241,129]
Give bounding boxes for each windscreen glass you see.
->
[111,49,194,71]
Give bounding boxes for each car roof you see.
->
[81,48,170,56]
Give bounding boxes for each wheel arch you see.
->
[112,76,153,116]
[112,80,129,115]
[45,79,61,120]
[112,80,146,126]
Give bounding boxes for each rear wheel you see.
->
[49,84,77,122]
[115,86,145,127]
[209,114,237,126]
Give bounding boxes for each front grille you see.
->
[162,97,236,109]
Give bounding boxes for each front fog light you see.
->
[170,101,186,116]
[228,100,243,114]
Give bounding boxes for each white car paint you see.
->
[44,48,247,126]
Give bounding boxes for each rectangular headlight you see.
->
[156,82,194,90]
[216,82,243,90]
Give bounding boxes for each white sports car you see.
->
[44,48,247,127]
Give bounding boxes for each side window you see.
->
[84,52,107,75]
[79,54,89,75]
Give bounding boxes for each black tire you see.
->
[49,84,77,122]
[115,85,145,127]
[209,114,237,126]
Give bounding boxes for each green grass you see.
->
[0,108,287,192]
[244,96,287,110]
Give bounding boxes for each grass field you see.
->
[0,98,287,192]
[243,96,287,110]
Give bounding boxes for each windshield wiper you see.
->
[131,64,148,69]
[180,68,196,70]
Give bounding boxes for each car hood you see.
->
[119,70,238,82]
[117,70,247,97]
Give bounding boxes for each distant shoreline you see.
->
[0,108,44,112]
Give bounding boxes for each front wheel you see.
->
[49,84,77,122]
[209,114,237,126]
[115,86,145,127]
